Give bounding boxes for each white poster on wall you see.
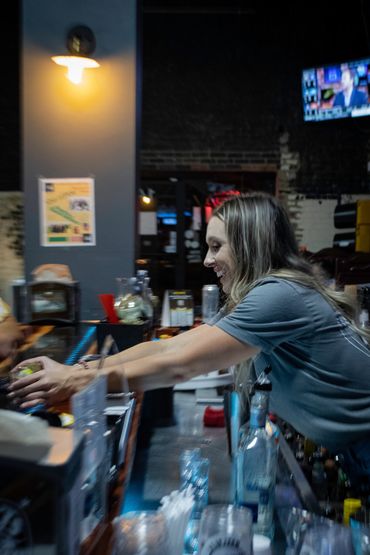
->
[39,177,96,247]
[139,211,157,235]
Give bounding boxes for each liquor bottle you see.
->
[114,277,144,324]
[310,448,328,501]
[141,276,154,324]
[358,286,370,329]
[234,383,278,538]
[135,270,154,323]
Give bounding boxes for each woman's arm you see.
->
[88,324,211,370]
[8,324,260,408]
[95,324,260,391]
[8,328,206,407]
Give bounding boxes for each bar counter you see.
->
[123,390,293,554]
[0,324,319,554]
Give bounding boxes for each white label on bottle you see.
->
[200,534,249,555]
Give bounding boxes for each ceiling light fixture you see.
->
[52,25,100,85]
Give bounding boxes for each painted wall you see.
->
[22,0,140,319]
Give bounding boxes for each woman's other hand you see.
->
[7,356,80,409]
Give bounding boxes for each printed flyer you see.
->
[39,177,96,246]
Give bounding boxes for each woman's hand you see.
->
[7,356,80,409]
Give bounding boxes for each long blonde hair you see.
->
[212,192,369,340]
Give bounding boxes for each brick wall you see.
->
[141,150,279,173]
[141,4,370,196]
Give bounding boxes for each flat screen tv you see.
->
[302,57,370,121]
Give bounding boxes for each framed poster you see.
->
[39,177,96,247]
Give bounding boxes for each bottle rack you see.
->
[276,418,369,523]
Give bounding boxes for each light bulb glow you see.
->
[142,195,151,205]
[52,55,100,84]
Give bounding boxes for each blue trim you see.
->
[64,325,96,365]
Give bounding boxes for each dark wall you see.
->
[141,2,370,194]
[0,1,20,191]
[2,2,370,196]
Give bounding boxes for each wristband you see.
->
[73,359,90,370]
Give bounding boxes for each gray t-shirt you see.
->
[215,277,370,450]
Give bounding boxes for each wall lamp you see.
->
[52,25,100,85]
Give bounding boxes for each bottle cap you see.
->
[253,534,272,555]
[203,406,225,427]
[359,309,369,327]
[254,381,272,391]
[343,497,362,525]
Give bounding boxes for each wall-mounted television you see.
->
[302,57,370,122]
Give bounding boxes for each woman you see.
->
[8,192,370,488]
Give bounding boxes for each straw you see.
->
[159,486,195,555]
[97,334,114,371]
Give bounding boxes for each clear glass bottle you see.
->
[234,385,277,538]
[142,276,154,323]
[135,269,149,291]
[114,277,143,324]
[134,270,154,323]
[358,286,370,329]
[310,448,328,501]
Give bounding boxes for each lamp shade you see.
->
[51,55,99,84]
[51,25,99,84]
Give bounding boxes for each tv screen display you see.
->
[302,57,370,121]
[31,290,67,314]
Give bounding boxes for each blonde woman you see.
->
[9,192,370,490]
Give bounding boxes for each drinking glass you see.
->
[113,511,169,555]
[114,277,143,323]
[197,504,253,555]
[179,449,206,554]
[299,520,354,555]
[283,506,327,554]
[179,448,202,490]
[179,449,209,511]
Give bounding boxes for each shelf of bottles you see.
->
[276,418,369,524]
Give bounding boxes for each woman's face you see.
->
[204,216,235,294]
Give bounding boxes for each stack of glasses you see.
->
[179,448,210,554]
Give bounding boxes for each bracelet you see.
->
[73,359,90,370]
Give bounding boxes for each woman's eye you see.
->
[210,244,220,252]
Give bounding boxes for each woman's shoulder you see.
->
[244,276,324,310]
[253,276,311,294]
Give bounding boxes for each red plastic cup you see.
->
[98,294,119,323]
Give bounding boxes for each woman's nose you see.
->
[203,250,214,268]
